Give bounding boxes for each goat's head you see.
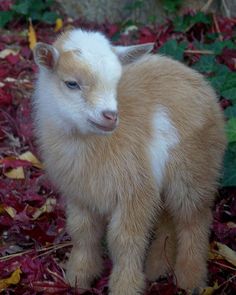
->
[34,29,153,136]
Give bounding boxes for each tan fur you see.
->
[34,45,226,294]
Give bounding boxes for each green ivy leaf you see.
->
[226,118,236,144]
[224,105,236,119]
[222,143,236,186]
[41,11,58,24]
[12,0,30,15]
[29,1,47,12]
[192,56,236,99]
[192,55,216,73]
[161,0,183,13]
[30,11,43,21]
[173,12,211,32]
[194,40,236,55]
[221,73,236,102]
[0,11,14,28]
[158,39,187,61]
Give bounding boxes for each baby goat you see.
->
[33,29,226,295]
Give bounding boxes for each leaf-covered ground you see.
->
[0,9,236,295]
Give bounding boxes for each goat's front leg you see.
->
[107,188,159,295]
[66,203,105,291]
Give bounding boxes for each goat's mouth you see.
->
[88,119,117,132]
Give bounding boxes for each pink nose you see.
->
[102,111,118,123]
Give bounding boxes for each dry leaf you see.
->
[28,19,37,50]
[54,18,63,32]
[0,204,4,214]
[208,242,224,260]
[0,49,19,59]
[0,268,22,291]
[19,151,43,169]
[32,197,57,220]
[2,151,42,179]
[227,222,236,228]
[216,242,236,267]
[4,206,17,218]
[4,167,25,179]
[201,282,219,295]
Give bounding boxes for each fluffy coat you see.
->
[33,29,226,295]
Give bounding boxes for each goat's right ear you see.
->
[33,42,59,70]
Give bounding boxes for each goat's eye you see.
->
[65,81,80,90]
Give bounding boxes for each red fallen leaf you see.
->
[154,23,173,48]
[218,48,236,71]
[217,17,235,37]
[1,158,33,169]
[20,46,32,59]
[220,98,232,109]
[138,27,157,44]
[0,0,13,11]
[0,67,9,78]
[0,88,12,105]
[145,281,179,295]
[104,23,119,38]
[6,54,20,65]
[31,280,69,293]
[16,99,34,143]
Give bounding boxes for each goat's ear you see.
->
[33,42,59,70]
[113,43,154,65]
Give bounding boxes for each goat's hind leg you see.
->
[168,188,213,291]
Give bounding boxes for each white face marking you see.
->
[63,30,122,88]
[61,30,122,135]
[149,107,179,188]
[37,30,123,136]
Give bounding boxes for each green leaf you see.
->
[158,40,187,61]
[0,11,14,28]
[161,0,183,13]
[29,1,47,12]
[41,11,58,24]
[222,143,236,186]
[224,105,236,119]
[192,56,233,95]
[173,12,211,32]
[226,118,236,144]
[192,56,236,103]
[30,11,43,21]
[206,32,222,41]
[194,40,236,55]
[221,73,236,102]
[12,0,30,15]
[192,55,216,73]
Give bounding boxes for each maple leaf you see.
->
[28,19,37,50]
[0,268,22,291]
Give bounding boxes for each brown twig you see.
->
[218,274,236,288]
[213,14,223,41]
[201,0,215,13]
[212,260,236,272]
[185,49,214,55]
[222,0,231,18]
[0,241,73,261]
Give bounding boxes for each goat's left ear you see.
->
[33,42,59,70]
[113,43,154,65]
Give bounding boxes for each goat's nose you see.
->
[102,110,118,122]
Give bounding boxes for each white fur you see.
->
[63,30,122,87]
[149,107,179,188]
[35,30,123,136]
